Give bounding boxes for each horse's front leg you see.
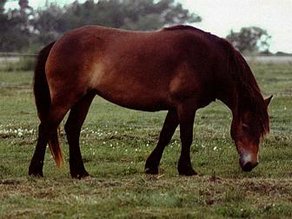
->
[145,109,179,174]
[177,103,197,176]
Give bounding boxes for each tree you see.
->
[34,0,201,37]
[226,27,271,54]
[116,0,201,30]
[1,0,201,51]
[0,0,35,51]
[33,5,65,45]
[0,0,6,13]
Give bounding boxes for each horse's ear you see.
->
[265,95,273,107]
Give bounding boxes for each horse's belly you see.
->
[96,84,170,112]
[89,60,173,111]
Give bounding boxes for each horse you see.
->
[28,25,272,179]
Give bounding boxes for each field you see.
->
[0,61,291,218]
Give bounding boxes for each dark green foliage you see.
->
[226,26,271,54]
[0,0,200,50]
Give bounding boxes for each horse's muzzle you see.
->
[239,157,259,172]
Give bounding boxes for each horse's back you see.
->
[45,25,228,111]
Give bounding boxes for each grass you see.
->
[0,62,292,218]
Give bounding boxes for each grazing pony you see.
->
[29,25,271,178]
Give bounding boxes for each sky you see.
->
[181,0,292,53]
[5,0,292,53]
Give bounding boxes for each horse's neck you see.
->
[216,80,242,119]
[212,44,259,121]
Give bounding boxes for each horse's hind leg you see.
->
[145,109,179,174]
[28,123,48,177]
[64,91,95,179]
[29,105,70,177]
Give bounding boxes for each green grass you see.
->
[0,63,292,218]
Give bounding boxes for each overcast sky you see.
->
[6,0,292,53]
[181,0,292,53]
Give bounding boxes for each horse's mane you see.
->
[164,25,204,32]
[163,25,219,41]
[227,44,270,137]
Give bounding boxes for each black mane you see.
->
[229,47,270,136]
[163,25,204,32]
[163,25,220,41]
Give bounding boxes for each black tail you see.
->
[34,42,63,167]
[34,42,55,121]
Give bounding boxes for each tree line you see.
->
[0,0,271,54]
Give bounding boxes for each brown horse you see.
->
[28,25,272,178]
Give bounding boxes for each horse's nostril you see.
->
[242,161,258,172]
[242,162,253,172]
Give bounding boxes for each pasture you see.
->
[0,60,291,218]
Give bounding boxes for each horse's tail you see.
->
[34,41,63,167]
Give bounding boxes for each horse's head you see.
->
[231,96,272,172]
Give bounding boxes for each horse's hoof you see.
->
[28,171,44,177]
[178,168,198,176]
[71,171,90,179]
[179,170,198,176]
[145,167,159,175]
[28,167,44,177]
[145,160,159,174]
